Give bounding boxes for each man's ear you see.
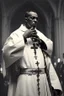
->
[25,17,28,22]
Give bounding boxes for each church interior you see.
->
[0,0,64,95]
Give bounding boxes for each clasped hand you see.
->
[23,29,37,38]
[23,29,41,43]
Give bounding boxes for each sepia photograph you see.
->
[0,0,64,96]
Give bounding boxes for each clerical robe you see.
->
[2,24,62,96]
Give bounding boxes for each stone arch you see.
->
[10,1,48,35]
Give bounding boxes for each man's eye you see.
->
[29,16,38,20]
[32,17,38,20]
[29,16,34,19]
[28,17,33,19]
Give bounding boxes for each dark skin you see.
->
[23,11,38,39]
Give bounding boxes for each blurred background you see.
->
[0,0,64,95]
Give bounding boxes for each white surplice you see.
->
[2,24,62,96]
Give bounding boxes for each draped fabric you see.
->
[2,24,62,96]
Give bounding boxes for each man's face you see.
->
[26,11,38,29]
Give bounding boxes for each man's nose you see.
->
[34,18,38,23]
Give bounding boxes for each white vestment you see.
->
[2,24,62,96]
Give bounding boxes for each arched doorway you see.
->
[10,1,47,35]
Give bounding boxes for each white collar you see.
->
[19,24,37,32]
[19,24,28,32]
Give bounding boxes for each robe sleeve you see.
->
[47,57,62,91]
[37,30,53,56]
[2,29,25,68]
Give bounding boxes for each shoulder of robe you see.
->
[36,29,53,57]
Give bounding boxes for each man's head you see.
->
[25,11,38,29]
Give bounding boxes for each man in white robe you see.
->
[2,11,62,96]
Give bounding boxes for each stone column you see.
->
[2,14,10,45]
[46,25,52,39]
[54,17,62,60]
[60,19,64,62]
